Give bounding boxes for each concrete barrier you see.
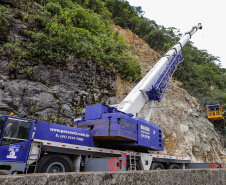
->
[0,169,225,185]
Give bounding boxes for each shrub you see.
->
[25,0,140,81]
[46,2,62,15]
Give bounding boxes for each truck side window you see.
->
[0,116,6,138]
[1,118,32,146]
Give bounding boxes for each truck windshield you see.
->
[0,116,6,138]
[1,118,32,146]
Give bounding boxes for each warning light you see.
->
[10,112,14,116]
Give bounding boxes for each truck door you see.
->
[0,116,35,163]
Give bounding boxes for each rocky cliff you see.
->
[0,9,225,163]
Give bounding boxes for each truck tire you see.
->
[167,164,181,169]
[36,154,73,173]
[150,162,165,170]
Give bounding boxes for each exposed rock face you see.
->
[0,56,117,124]
[149,80,226,163]
[113,25,160,77]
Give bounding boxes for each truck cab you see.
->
[0,116,35,174]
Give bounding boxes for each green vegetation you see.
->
[175,43,226,107]
[18,0,140,81]
[1,0,226,107]
[0,5,13,41]
[3,39,27,69]
[0,0,141,81]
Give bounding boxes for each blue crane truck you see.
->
[0,24,224,174]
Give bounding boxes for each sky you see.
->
[126,0,226,68]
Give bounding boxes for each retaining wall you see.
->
[0,169,225,185]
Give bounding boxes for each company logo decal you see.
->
[6,145,20,159]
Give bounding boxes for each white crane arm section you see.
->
[117,24,202,117]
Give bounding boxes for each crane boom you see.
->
[117,23,202,119]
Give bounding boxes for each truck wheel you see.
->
[150,162,164,170]
[36,154,73,173]
[167,164,181,169]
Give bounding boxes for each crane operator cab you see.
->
[206,104,224,121]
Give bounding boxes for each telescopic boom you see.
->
[117,23,202,120]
